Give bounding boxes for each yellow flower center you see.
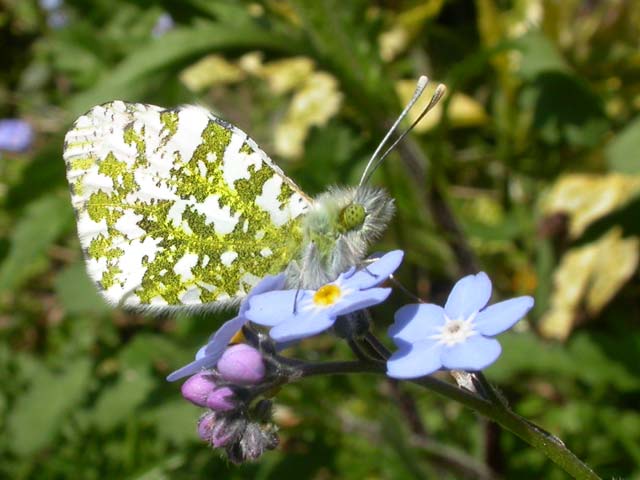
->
[229,329,245,344]
[313,284,342,306]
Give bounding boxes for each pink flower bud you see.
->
[211,418,242,448]
[217,344,266,385]
[197,412,217,441]
[205,386,236,411]
[181,372,216,407]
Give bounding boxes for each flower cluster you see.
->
[180,343,279,463]
[170,250,534,463]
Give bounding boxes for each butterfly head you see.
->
[298,184,394,287]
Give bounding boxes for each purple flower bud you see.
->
[0,119,33,152]
[197,411,217,441]
[211,416,246,448]
[217,344,266,385]
[205,386,236,411]
[181,372,217,407]
[226,423,279,464]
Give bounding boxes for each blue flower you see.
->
[152,13,175,37]
[245,250,404,343]
[0,119,33,152]
[387,272,534,379]
[166,274,286,382]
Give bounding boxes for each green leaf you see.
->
[91,370,155,432]
[144,400,199,446]
[605,115,640,173]
[54,262,111,315]
[524,71,609,148]
[0,194,74,293]
[68,23,295,116]
[7,360,92,456]
[514,31,568,80]
[118,333,186,372]
[488,332,639,392]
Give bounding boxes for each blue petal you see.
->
[166,354,216,382]
[444,272,492,320]
[388,303,445,342]
[202,315,246,356]
[239,273,287,316]
[332,287,391,317]
[195,344,207,360]
[245,290,302,326]
[268,312,335,342]
[475,296,534,336]
[440,336,501,371]
[345,250,404,289]
[167,273,287,383]
[386,339,443,379]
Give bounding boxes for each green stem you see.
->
[295,358,600,480]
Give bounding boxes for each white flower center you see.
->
[430,313,478,347]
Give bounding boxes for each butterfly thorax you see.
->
[294,185,395,288]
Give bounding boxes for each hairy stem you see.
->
[293,355,599,480]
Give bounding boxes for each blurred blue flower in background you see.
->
[38,0,68,28]
[39,0,62,10]
[0,119,34,152]
[245,250,404,342]
[152,13,175,37]
[387,272,534,379]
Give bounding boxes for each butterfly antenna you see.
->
[360,83,447,185]
[358,75,430,187]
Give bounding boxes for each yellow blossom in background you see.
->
[274,121,307,159]
[258,57,315,95]
[379,25,409,62]
[540,228,639,340]
[237,51,264,75]
[395,80,487,133]
[179,54,245,92]
[178,52,342,160]
[275,72,343,159]
[541,173,640,239]
[378,0,445,62]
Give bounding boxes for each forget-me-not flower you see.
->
[0,119,33,152]
[245,251,404,343]
[167,273,286,381]
[387,272,534,379]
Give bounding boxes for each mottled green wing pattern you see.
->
[64,101,311,309]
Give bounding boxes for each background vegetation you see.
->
[1,0,639,478]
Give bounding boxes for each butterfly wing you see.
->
[64,101,311,310]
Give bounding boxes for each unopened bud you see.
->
[182,372,237,411]
[197,412,217,441]
[217,344,266,385]
[226,422,279,464]
[252,399,273,423]
[211,416,247,448]
[205,386,236,411]
[181,372,217,407]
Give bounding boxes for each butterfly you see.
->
[63,76,443,312]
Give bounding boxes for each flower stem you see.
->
[294,351,600,480]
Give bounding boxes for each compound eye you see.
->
[338,203,366,232]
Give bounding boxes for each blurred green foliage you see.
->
[1,0,639,478]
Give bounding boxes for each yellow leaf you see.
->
[540,228,639,340]
[541,173,640,238]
